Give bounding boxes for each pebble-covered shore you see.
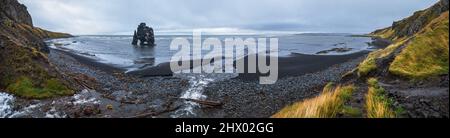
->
[201,56,367,118]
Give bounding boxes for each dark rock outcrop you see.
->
[372,0,449,39]
[0,0,33,26]
[368,37,392,48]
[132,22,155,46]
[316,47,353,55]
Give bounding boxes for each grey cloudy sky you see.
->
[19,0,438,35]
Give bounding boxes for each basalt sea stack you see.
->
[132,22,155,46]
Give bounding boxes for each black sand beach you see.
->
[52,48,126,74]
[126,51,369,80]
[201,54,368,117]
[47,47,369,117]
[235,51,370,81]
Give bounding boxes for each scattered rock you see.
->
[316,47,353,54]
[333,43,346,46]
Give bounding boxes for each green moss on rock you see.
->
[6,77,73,99]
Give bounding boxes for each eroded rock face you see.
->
[374,0,449,39]
[0,0,33,26]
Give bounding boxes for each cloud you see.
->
[19,0,438,35]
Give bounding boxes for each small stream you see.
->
[170,65,238,118]
[0,93,14,118]
[0,92,46,118]
[0,90,103,118]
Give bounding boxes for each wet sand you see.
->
[125,51,370,81]
[236,51,370,81]
[52,49,126,74]
[55,44,369,81]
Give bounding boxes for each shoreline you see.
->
[126,50,370,79]
[235,51,370,81]
[51,48,126,74]
[42,46,371,118]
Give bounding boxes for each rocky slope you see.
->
[372,0,448,40]
[0,0,75,99]
[360,0,449,118]
[275,0,449,118]
[347,0,448,117]
[362,0,448,80]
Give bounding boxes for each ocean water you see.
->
[47,33,372,72]
[46,33,373,117]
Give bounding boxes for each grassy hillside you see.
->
[274,0,448,118]
[389,12,449,80]
[357,38,408,77]
[1,19,74,99]
[359,0,448,80]
[358,11,449,80]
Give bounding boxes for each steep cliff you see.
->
[0,0,32,26]
[0,0,75,99]
[372,0,449,41]
[359,0,449,80]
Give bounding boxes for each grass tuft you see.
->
[342,106,363,117]
[2,19,14,27]
[365,78,396,118]
[272,84,355,118]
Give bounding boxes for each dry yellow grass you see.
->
[371,28,396,40]
[272,84,355,118]
[389,12,449,80]
[365,78,396,118]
